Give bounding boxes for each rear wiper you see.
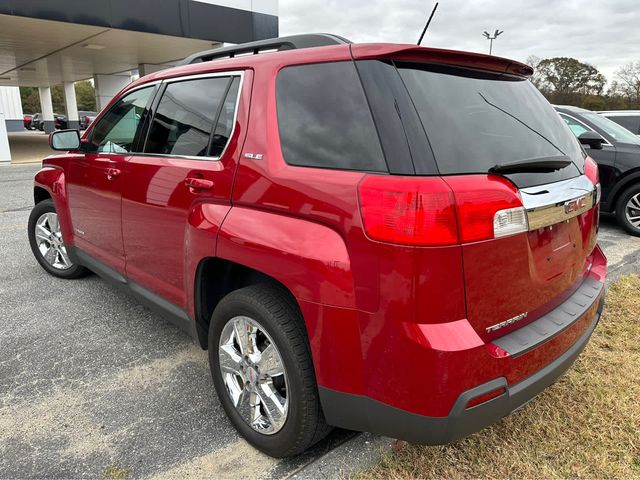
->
[489,156,572,174]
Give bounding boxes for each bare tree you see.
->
[526,55,544,90]
[615,61,640,106]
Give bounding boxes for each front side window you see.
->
[276,61,387,172]
[89,86,154,154]
[144,76,238,157]
[583,112,640,145]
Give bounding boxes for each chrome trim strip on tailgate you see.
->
[520,175,597,230]
[491,276,604,357]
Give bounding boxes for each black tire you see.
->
[208,283,331,457]
[615,184,640,237]
[28,199,88,279]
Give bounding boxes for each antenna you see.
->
[417,2,439,46]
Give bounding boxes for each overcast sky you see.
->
[278,0,640,83]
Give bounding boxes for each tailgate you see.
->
[462,175,599,341]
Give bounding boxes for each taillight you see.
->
[584,156,601,204]
[358,175,459,246]
[358,174,528,246]
[584,156,599,183]
[445,175,527,242]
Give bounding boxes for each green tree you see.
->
[19,80,96,115]
[75,80,96,111]
[536,57,606,102]
[51,86,65,113]
[20,87,40,114]
[582,95,606,110]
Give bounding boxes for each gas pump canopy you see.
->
[0,0,279,87]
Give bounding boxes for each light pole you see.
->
[482,29,503,55]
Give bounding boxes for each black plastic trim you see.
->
[180,33,351,65]
[318,292,604,445]
[492,276,604,357]
[69,246,199,342]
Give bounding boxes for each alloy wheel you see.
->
[218,315,289,435]
[625,193,640,229]
[34,212,72,270]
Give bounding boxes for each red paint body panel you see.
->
[34,164,73,241]
[66,151,129,274]
[351,43,534,77]
[32,41,607,429]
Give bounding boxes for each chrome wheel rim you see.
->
[35,212,72,270]
[625,193,640,229]
[218,316,289,435]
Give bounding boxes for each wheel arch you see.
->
[33,166,74,243]
[194,257,297,349]
[606,168,640,212]
[34,186,51,204]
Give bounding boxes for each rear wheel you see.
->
[28,199,87,279]
[208,284,331,457]
[615,184,640,236]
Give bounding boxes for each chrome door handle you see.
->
[105,167,121,180]
[185,177,214,191]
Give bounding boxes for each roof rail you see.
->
[178,33,352,65]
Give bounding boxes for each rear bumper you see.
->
[319,279,605,445]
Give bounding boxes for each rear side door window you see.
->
[611,115,640,135]
[276,61,387,172]
[144,75,240,158]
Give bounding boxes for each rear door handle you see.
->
[185,177,214,191]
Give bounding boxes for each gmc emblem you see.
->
[564,196,587,214]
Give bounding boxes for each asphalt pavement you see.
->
[0,163,354,479]
[1,163,638,479]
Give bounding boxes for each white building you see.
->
[0,0,279,163]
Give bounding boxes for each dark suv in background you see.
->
[599,110,640,136]
[556,105,640,235]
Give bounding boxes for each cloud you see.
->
[278,0,640,83]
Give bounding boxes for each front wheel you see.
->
[208,284,331,457]
[615,184,640,237]
[28,199,87,279]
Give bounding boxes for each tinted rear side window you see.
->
[276,61,387,172]
[145,77,231,157]
[397,63,584,185]
[607,115,640,134]
[210,77,240,157]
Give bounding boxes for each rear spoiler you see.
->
[350,44,534,78]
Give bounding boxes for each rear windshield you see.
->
[397,63,584,184]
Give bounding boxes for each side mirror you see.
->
[578,131,605,150]
[49,129,81,151]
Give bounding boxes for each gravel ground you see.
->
[1,163,638,479]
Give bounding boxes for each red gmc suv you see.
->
[28,34,607,457]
